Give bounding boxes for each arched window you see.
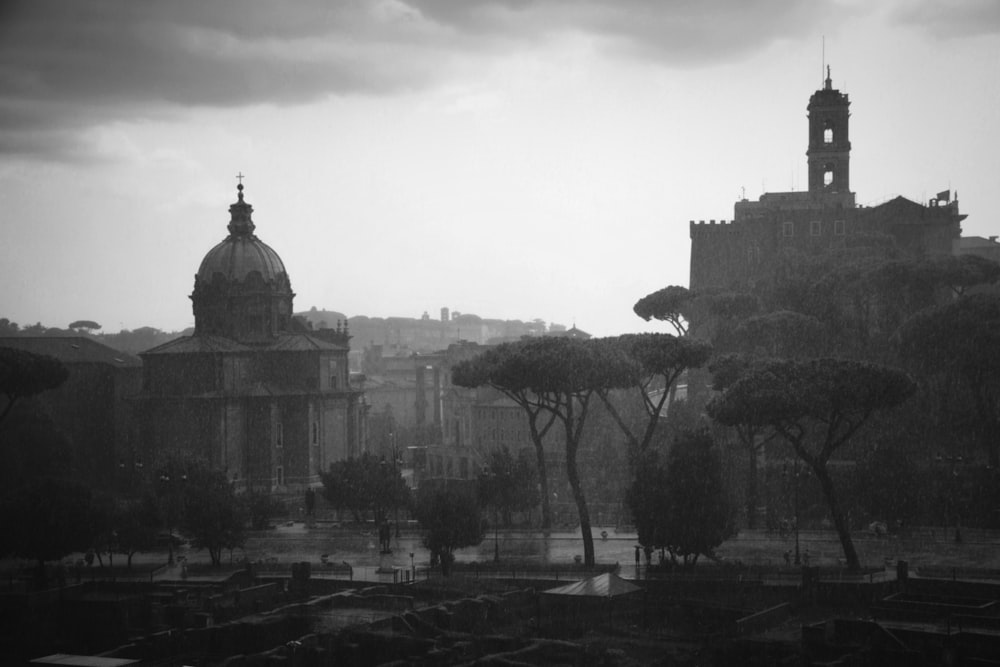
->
[824,120,834,144]
[823,168,834,187]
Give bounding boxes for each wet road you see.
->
[143,522,1000,577]
[194,523,641,570]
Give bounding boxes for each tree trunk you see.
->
[526,409,555,531]
[814,464,860,571]
[746,447,758,529]
[566,438,594,567]
[532,439,552,530]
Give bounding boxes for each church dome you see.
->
[196,234,287,284]
[191,183,295,341]
[196,184,288,284]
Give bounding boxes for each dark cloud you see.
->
[0,0,844,161]
[0,0,443,159]
[408,0,842,62]
[889,0,1000,38]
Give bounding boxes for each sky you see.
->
[1,1,998,338]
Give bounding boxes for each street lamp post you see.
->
[783,462,802,566]
[118,455,143,494]
[485,468,500,563]
[160,474,175,565]
[480,466,501,563]
[391,439,402,538]
[494,506,500,563]
[794,466,801,566]
[160,472,187,566]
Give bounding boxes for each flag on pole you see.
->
[937,190,951,202]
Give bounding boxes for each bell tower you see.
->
[807,66,851,195]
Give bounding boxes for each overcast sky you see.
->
[1,0,998,337]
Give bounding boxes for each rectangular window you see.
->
[834,219,845,235]
[275,465,284,487]
[783,221,794,238]
[276,423,283,448]
[810,220,822,236]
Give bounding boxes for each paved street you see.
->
[115,522,1000,583]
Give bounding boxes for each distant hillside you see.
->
[296,308,555,353]
[0,317,189,355]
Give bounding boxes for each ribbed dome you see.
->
[191,183,295,341]
[195,183,288,284]
[196,235,287,284]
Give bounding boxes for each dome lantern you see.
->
[227,183,256,236]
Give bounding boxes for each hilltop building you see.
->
[689,68,965,291]
[296,309,553,361]
[132,184,366,493]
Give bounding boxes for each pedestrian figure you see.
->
[634,545,641,569]
[644,545,653,567]
[783,550,791,567]
[379,521,391,553]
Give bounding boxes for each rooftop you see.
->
[0,336,140,367]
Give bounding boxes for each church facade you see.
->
[689,69,966,291]
[133,184,366,493]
